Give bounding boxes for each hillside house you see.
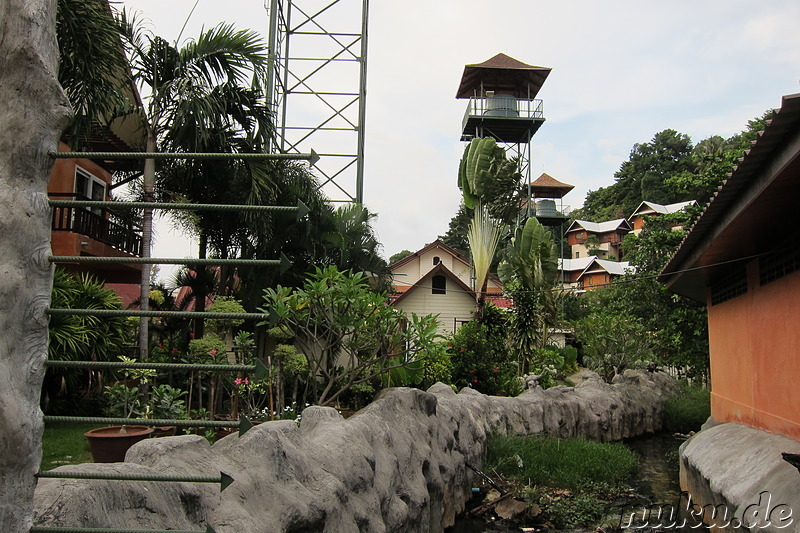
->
[628,200,696,234]
[559,256,633,291]
[565,218,631,260]
[389,240,504,335]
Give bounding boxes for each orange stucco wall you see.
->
[707,261,800,440]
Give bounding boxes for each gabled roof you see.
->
[456,53,552,99]
[391,263,475,306]
[575,258,635,282]
[389,239,470,270]
[591,259,635,277]
[558,256,597,272]
[630,200,696,218]
[566,218,631,234]
[660,93,800,301]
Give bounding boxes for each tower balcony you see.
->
[461,96,545,143]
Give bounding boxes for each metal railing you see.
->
[50,193,143,256]
[33,149,318,533]
[462,96,543,131]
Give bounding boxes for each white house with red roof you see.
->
[389,240,506,335]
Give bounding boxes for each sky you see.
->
[120,0,800,277]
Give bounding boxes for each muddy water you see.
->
[447,433,685,532]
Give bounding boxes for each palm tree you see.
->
[56,0,137,148]
[114,13,271,346]
[323,204,391,291]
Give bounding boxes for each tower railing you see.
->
[461,97,543,131]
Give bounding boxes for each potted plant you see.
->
[85,356,186,462]
[85,379,152,462]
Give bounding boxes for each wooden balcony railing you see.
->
[50,194,142,256]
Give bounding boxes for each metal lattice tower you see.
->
[266,0,369,203]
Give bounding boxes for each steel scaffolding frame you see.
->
[266,0,369,203]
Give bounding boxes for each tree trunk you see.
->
[138,132,156,362]
[193,231,208,339]
[0,1,71,530]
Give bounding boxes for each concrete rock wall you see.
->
[34,370,678,532]
[680,422,800,532]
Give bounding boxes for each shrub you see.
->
[448,304,513,395]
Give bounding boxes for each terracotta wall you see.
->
[707,260,800,440]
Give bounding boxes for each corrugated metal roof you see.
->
[659,92,800,300]
[566,218,630,234]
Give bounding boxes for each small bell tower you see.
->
[456,53,551,218]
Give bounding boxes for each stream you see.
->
[447,432,685,532]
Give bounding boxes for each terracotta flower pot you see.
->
[84,425,154,463]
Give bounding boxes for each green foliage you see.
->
[48,268,131,364]
[579,129,694,221]
[188,334,228,363]
[322,204,391,291]
[206,297,246,334]
[278,345,307,378]
[530,345,579,388]
[416,341,452,390]
[45,269,132,412]
[573,313,652,382]
[388,249,413,265]
[541,492,606,530]
[104,382,143,418]
[580,211,710,379]
[147,384,187,419]
[662,384,711,433]
[485,434,639,491]
[439,202,472,258]
[499,217,558,291]
[262,265,441,405]
[499,217,564,372]
[57,0,137,149]
[458,137,523,224]
[448,304,513,395]
[467,205,503,300]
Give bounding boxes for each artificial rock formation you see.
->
[34,370,678,532]
[680,421,800,532]
[0,1,71,531]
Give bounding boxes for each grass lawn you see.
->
[40,423,96,470]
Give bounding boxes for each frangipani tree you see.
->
[262,266,439,405]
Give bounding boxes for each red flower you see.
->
[473,379,478,383]
[493,368,499,374]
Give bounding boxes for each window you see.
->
[74,167,106,214]
[711,268,747,305]
[432,275,446,294]
[575,252,580,258]
[433,256,440,265]
[760,251,800,286]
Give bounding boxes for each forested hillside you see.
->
[573,110,774,222]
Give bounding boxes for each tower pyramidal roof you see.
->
[456,53,552,99]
